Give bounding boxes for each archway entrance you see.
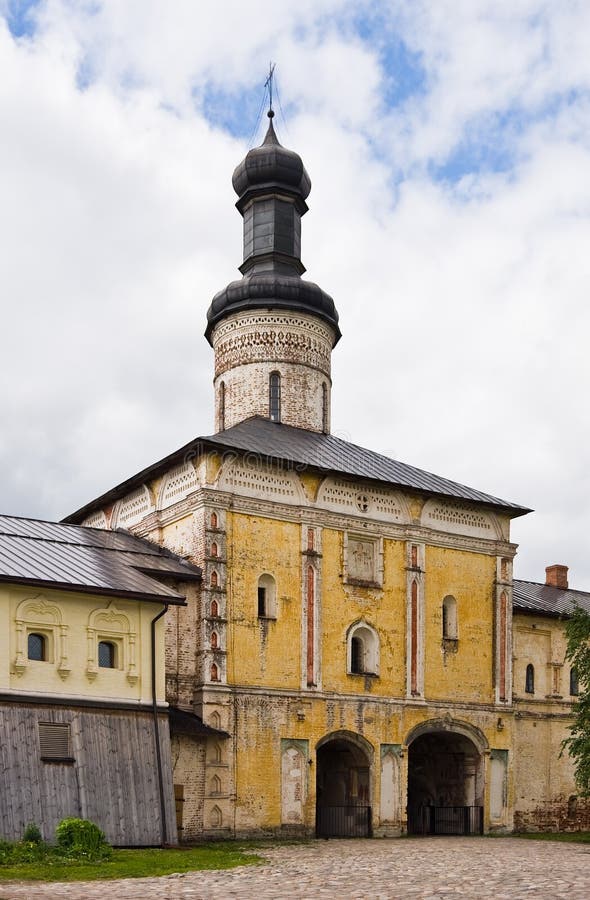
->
[407,731,484,835]
[316,734,372,837]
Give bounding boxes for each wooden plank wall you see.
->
[0,703,177,846]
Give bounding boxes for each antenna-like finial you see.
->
[265,61,276,118]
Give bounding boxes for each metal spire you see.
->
[265,61,276,118]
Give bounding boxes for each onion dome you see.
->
[205,111,340,345]
[232,111,311,213]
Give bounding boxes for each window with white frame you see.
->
[347,622,379,675]
[257,573,277,619]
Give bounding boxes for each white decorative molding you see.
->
[421,499,500,539]
[14,595,70,678]
[86,604,137,684]
[217,457,307,505]
[317,478,409,524]
[112,486,153,528]
[81,510,107,530]
[158,461,200,510]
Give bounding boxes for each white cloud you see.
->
[1,1,590,590]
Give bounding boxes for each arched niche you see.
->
[112,485,154,528]
[216,454,307,506]
[421,499,501,540]
[316,477,410,523]
[157,461,199,510]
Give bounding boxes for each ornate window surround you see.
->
[86,604,137,684]
[14,595,70,679]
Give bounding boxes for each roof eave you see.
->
[0,574,186,605]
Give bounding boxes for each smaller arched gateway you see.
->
[315,731,373,837]
[406,720,487,835]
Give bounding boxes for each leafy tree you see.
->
[562,606,590,796]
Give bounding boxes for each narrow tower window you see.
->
[269,372,281,422]
[570,667,579,697]
[525,663,535,694]
[350,636,364,674]
[218,381,225,431]
[257,574,277,618]
[322,382,328,433]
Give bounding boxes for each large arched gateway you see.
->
[315,732,373,837]
[406,721,486,835]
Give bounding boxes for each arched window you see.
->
[98,641,116,669]
[218,381,225,431]
[269,372,281,422]
[210,570,218,588]
[347,623,379,676]
[442,595,458,639]
[210,662,219,682]
[27,633,46,662]
[525,663,535,694]
[257,573,277,618]
[210,632,218,650]
[570,667,579,697]
[210,599,219,618]
[211,542,218,558]
[321,382,328,433]
[210,512,218,529]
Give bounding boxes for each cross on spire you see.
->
[265,62,276,118]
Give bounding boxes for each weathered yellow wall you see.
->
[2,585,168,703]
[424,547,496,702]
[228,513,302,688]
[321,531,407,697]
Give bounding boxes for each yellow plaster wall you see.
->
[513,613,573,700]
[321,531,407,697]
[2,585,167,703]
[227,513,301,688]
[424,546,496,702]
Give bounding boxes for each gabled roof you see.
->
[513,579,590,618]
[65,417,530,523]
[0,515,201,603]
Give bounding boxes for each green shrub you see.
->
[55,818,111,861]
[22,823,43,844]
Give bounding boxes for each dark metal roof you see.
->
[0,515,201,602]
[65,416,530,523]
[205,418,530,515]
[513,579,590,618]
[168,707,229,738]
[232,115,311,209]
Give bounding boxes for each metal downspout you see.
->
[151,603,169,846]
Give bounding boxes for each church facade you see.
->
[64,110,590,840]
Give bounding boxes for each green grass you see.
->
[513,831,590,843]
[0,843,263,882]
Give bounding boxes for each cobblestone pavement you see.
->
[2,837,590,900]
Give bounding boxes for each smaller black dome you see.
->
[232,113,311,209]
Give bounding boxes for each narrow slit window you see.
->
[219,382,225,431]
[257,574,277,618]
[28,632,46,662]
[269,372,281,422]
[322,383,328,433]
[257,586,266,617]
[570,667,579,697]
[98,641,116,669]
[525,663,535,694]
[442,596,457,639]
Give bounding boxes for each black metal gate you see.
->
[409,805,483,835]
[316,804,372,837]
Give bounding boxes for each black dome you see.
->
[232,113,311,210]
[205,272,341,344]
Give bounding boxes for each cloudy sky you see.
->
[1,0,589,588]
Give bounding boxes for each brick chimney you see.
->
[545,564,568,589]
